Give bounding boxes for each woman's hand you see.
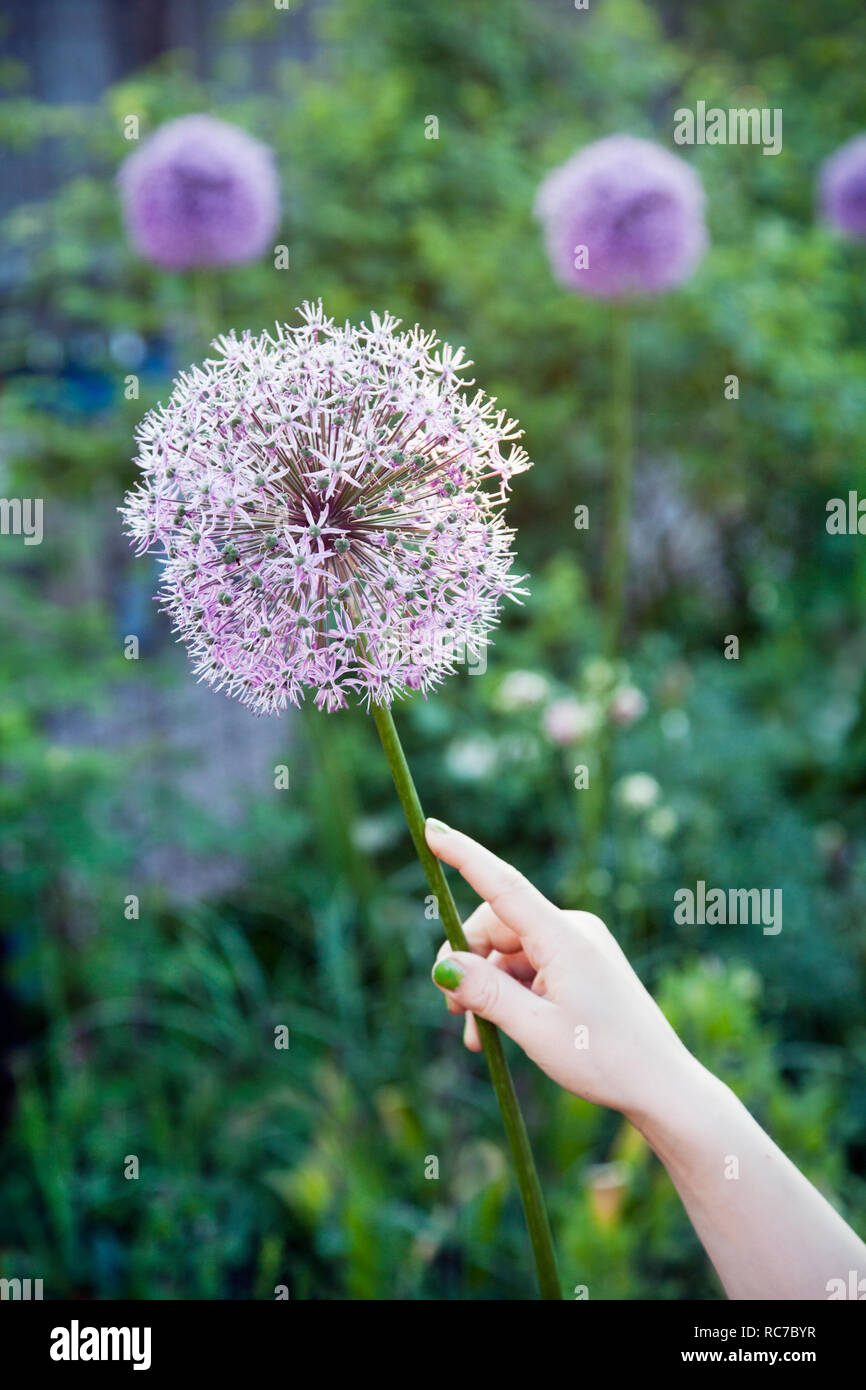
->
[425,816,693,1122]
[425,817,866,1300]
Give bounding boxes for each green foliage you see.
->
[2,0,866,1298]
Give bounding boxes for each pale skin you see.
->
[425,817,866,1301]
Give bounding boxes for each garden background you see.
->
[2,0,866,1300]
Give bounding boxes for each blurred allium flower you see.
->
[582,657,617,692]
[609,684,647,727]
[819,135,866,239]
[647,805,678,841]
[118,114,280,269]
[615,772,660,812]
[445,735,498,782]
[535,135,708,298]
[542,696,599,746]
[497,669,550,710]
[350,815,400,853]
[122,301,531,713]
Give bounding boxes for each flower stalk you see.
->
[575,305,633,907]
[604,302,633,660]
[371,698,562,1300]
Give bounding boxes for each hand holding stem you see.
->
[428,819,866,1300]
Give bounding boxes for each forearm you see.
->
[627,1054,866,1300]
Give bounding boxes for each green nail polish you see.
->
[433,958,465,991]
[426,817,450,835]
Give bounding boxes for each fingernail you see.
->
[426,817,450,835]
[433,958,465,991]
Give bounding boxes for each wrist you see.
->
[622,1045,729,1161]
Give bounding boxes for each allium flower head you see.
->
[122,302,532,713]
[615,772,660,812]
[497,669,550,710]
[535,135,708,298]
[819,135,866,239]
[609,684,647,727]
[542,697,599,746]
[118,114,279,269]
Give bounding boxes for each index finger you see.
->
[424,818,564,966]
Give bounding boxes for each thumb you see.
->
[432,952,555,1057]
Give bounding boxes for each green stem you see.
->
[371,699,562,1300]
[573,306,634,907]
[603,303,634,660]
[192,269,222,351]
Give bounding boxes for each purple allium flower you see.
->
[118,114,280,269]
[535,135,708,298]
[121,301,532,713]
[819,135,866,239]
